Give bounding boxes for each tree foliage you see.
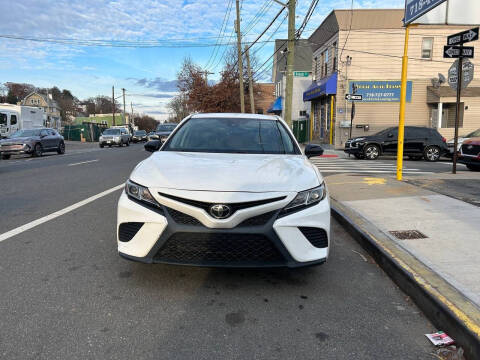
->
[132,114,159,132]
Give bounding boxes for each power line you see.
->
[339,0,354,62]
[296,0,320,38]
[204,0,234,69]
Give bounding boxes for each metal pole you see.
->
[452,56,463,174]
[284,0,296,127]
[330,95,334,145]
[112,86,115,127]
[349,101,355,139]
[235,0,245,113]
[122,88,126,125]
[396,25,411,181]
[245,45,255,113]
[310,102,314,141]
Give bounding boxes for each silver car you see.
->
[447,128,480,156]
[99,128,130,148]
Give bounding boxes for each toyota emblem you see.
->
[468,145,473,149]
[209,204,232,219]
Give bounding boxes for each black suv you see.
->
[344,126,448,161]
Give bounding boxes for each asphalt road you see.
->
[0,144,438,359]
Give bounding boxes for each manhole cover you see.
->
[389,230,428,240]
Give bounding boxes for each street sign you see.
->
[448,59,474,90]
[294,71,310,77]
[404,0,447,24]
[345,94,362,101]
[447,27,479,46]
[443,46,475,58]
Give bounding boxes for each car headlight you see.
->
[279,183,326,216]
[125,180,159,207]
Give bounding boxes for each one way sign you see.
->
[443,46,474,59]
[447,27,479,46]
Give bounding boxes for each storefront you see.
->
[303,73,337,143]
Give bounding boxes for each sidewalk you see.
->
[326,173,480,358]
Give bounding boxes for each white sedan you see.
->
[117,113,330,268]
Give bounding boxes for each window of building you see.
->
[332,42,337,71]
[320,52,325,77]
[299,110,307,117]
[257,109,264,114]
[421,38,434,59]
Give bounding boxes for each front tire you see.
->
[424,145,440,162]
[126,140,130,147]
[2,154,11,160]
[57,141,65,154]
[466,164,480,171]
[364,144,380,160]
[33,143,42,157]
[100,144,104,148]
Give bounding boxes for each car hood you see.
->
[130,151,321,193]
[0,136,36,143]
[463,137,480,146]
[156,131,171,136]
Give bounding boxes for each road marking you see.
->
[0,184,124,243]
[68,159,99,166]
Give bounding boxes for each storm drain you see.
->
[389,230,428,240]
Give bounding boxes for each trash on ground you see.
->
[425,331,455,346]
[433,345,465,360]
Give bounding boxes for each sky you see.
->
[0,0,404,120]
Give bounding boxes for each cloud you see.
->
[129,77,178,92]
[138,93,175,99]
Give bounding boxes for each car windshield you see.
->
[103,129,121,135]
[465,129,480,138]
[163,117,298,155]
[157,124,176,132]
[11,129,41,137]
[134,131,146,135]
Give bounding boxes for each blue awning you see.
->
[303,72,337,101]
[267,96,282,113]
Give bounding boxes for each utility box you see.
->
[293,119,308,143]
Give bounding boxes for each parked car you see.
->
[344,126,448,161]
[147,131,158,141]
[99,128,130,148]
[155,122,177,144]
[132,130,147,143]
[0,128,65,159]
[118,113,329,268]
[458,137,480,171]
[446,128,480,156]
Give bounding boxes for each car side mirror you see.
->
[144,140,161,152]
[304,143,324,158]
[387,133,394,138]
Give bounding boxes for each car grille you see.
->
[154,233,285,266]
[237,211,276,227]
[461,144,480,156]
[299,227,328,248]
[166,207,201,226]
[118,222,144,242]
[158,192,285,218]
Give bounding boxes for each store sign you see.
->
[294,71,310,77]
[348,81,413,102]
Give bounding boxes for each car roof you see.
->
[191,113,278,121]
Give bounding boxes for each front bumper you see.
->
[100,138,121,145]
[0,144,31,155]
[458,155,480,165]
[117,191,330,268]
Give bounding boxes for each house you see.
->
[305,9,480,148]
[21,92,61,128]
[254,83,275,115]
[268,39,312,121]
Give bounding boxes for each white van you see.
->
[0,104,44,138]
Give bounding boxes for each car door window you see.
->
[10,115,17,126]
[40,130,48,137]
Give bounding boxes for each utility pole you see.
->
[284,0,296,127]
[112,86,115,126]
[202,71,214,85]
[130,102,134,126]
[122,88,126,125]
[235,0,245,113]
[245,45,255,113]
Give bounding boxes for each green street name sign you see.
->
[294,71,310,77]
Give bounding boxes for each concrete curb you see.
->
[330,199,480,359]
